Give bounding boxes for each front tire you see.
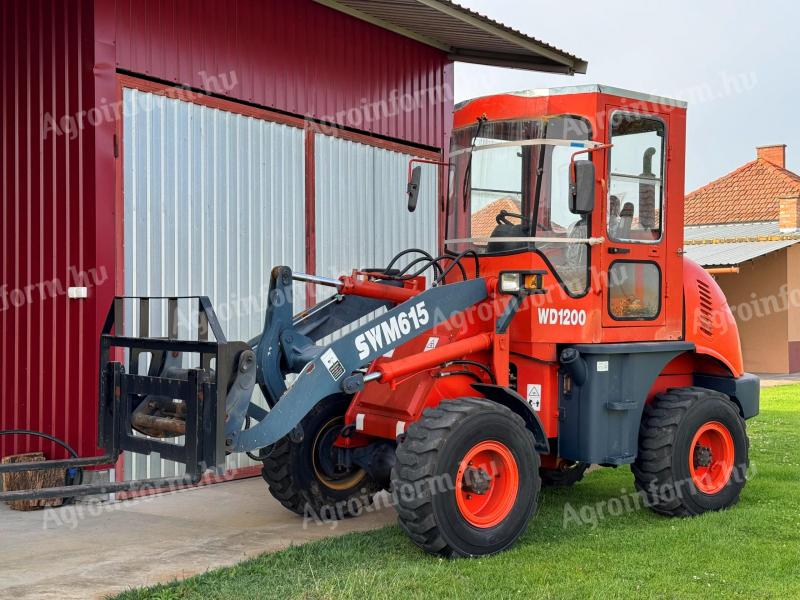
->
[392,398,540,557]
[261,395,380,518]
[632,387,749,516]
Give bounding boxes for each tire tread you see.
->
[391,397,535,557]
[632,386,748,517]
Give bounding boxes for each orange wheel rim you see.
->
[689,421,735,494]
[455,440,519,528]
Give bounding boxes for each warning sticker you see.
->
[526,384,542,411]
[597,360,609,372]
[321,348,345,381]
[424,337,440,352]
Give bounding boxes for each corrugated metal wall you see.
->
[315,134,439,279]
[2,0,452,470]
[114,0,450,149]
[312,136,437,335]
[0,0,103,460]
[122,88,306,478]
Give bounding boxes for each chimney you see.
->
[757,144,786,168]
[779,195,800,233]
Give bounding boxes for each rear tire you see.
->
[392,398,540,557]
[261,395,380,518]
[632,387,749,516]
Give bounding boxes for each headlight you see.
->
[499,272,521,293]
[499,271,545,295]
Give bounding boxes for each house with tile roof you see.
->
[685,145,800,373]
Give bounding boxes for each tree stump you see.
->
[1,452,66,511]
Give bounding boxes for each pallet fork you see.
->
[0,296,255,502]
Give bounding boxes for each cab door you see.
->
[600,109,668,329]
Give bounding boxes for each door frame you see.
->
[600,106,670,329]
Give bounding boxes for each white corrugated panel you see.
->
[122,88,305,480]
[684,221,782,242]
[685,240,800,267]
[315,134,438,280]
[314,135,439,338]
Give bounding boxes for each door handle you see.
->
[607,247,630,254]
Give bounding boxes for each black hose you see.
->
[0,429,80,457]
[442,360,496,384]
[434,249,479,285]
[436,370,483,383]
[0,429,84,503]
[436,255,469,281]
[384,248,441,278]
[395,256,442,278]
[400,254,468,282]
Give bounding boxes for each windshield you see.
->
[446,115,592,295]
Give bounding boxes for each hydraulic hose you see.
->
[384,248,443,279]
[0,429,84,503]
[434,249,480,285]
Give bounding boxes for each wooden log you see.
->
[1,452,66,511]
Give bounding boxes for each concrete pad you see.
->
[756,372,800,387]
[0,477,396,599]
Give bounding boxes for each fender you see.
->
[559,342,694,464]
[694,372,760,419]
[472,383,549,453]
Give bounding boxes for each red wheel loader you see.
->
[0,85,758,557]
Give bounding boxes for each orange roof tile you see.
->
[685,158,800,225]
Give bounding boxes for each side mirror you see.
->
[569,160,595,215]
[407,165,422,212]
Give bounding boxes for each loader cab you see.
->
[446,85,688,344]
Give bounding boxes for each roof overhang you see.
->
[684,221,800,267]
[314,0,587,75]
[685,239,800,268]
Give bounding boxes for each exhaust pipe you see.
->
[560,347,588,387]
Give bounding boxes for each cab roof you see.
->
[456,85,688,110]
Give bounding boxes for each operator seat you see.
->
[618,202,634,240]
[608,195,621,237]
[487,222,528,253]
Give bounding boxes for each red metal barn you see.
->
[0,0,584,480]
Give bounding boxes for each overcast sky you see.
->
[454,0,799,193]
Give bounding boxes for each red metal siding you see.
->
[0,0,104,460]
[1,0,451,464]
[113,0,449,149]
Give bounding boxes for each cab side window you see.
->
[609,261,661,320]
[607,114,665,242]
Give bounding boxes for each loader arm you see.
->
[233,275,489,452]
[253,266,413,407]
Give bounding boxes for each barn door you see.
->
[121,86,306,479]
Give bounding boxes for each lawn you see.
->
[116,385,800,600]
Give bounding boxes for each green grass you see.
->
[115,385,800,600]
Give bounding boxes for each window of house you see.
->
[607,113,665,243]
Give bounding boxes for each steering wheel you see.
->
[495,210,529,226]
